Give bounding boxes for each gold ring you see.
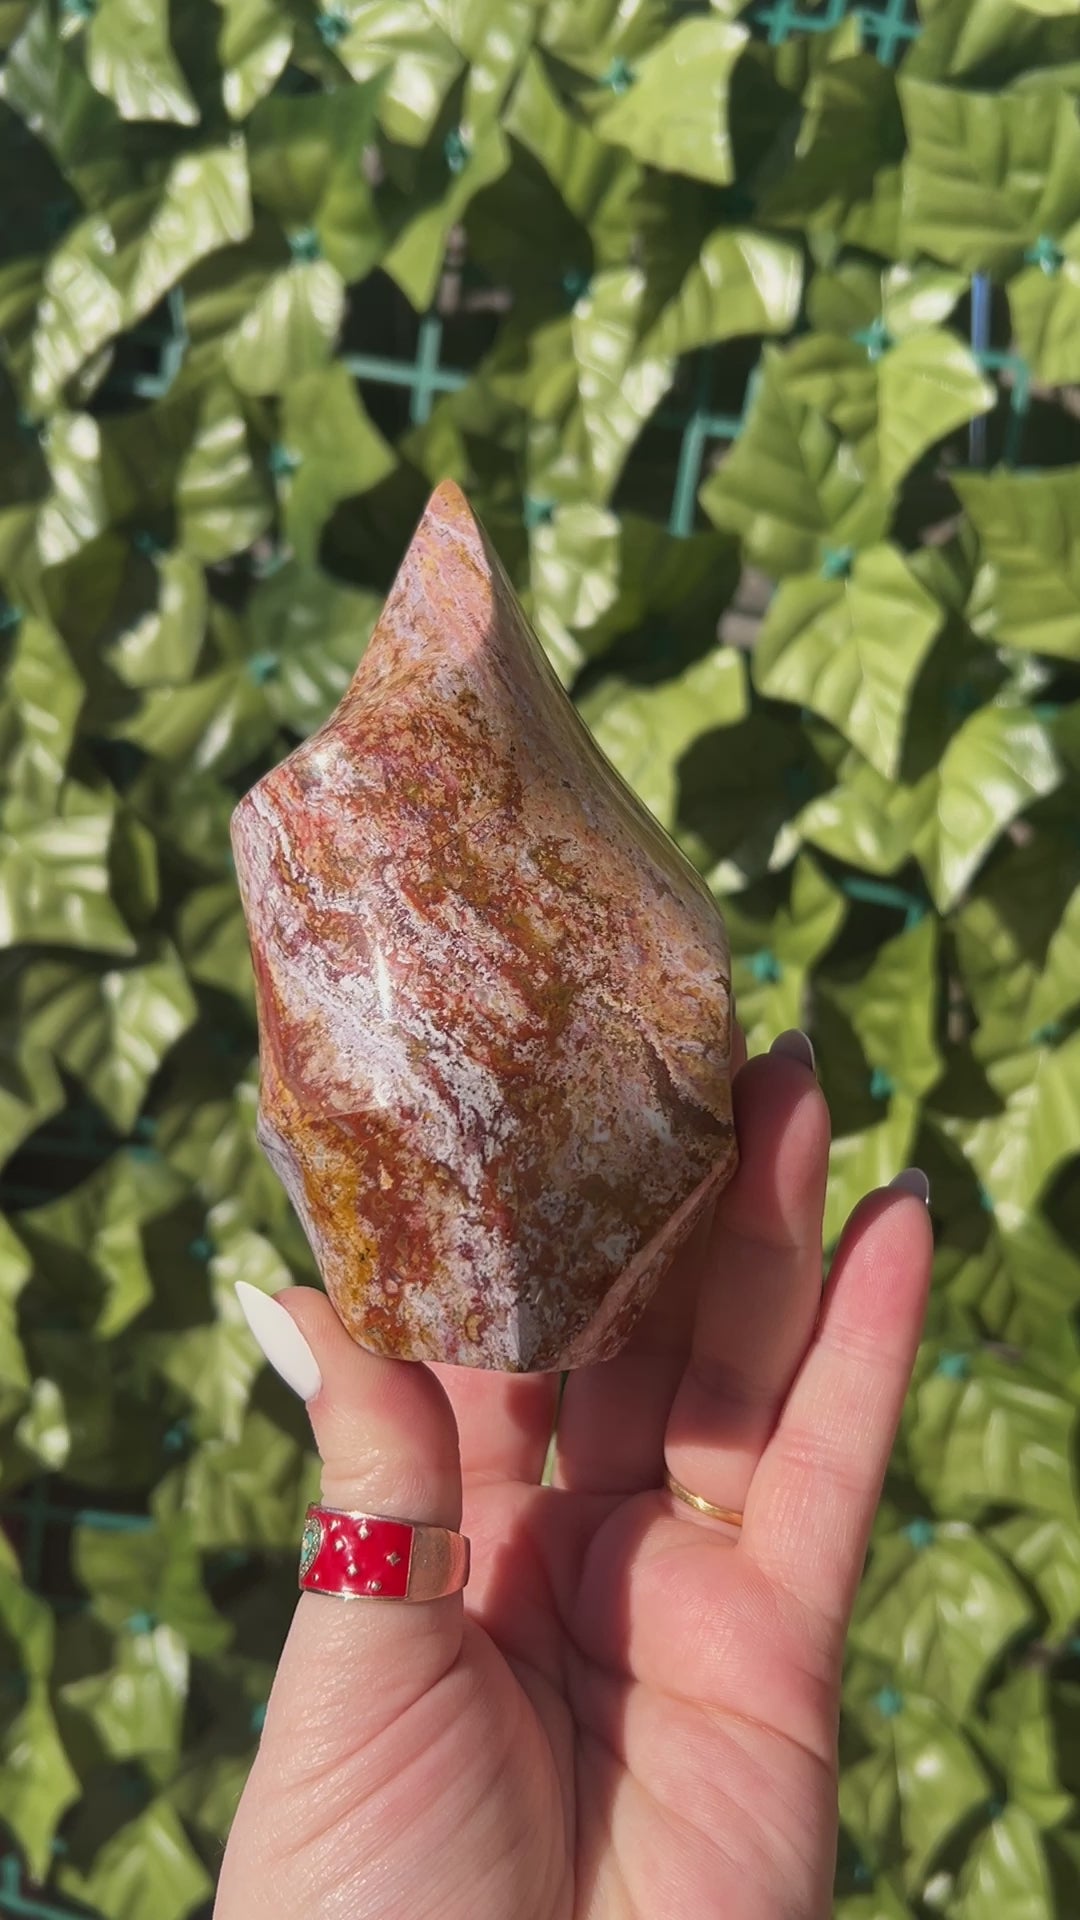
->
[664,1470,743,1528]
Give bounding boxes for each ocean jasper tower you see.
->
[232,481,737,1371]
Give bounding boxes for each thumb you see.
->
[233,1281,466,1749]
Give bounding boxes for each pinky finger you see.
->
[741,1176,933,1636]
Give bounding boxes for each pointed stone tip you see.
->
[423,477,479,537]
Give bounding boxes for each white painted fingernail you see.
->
[770,1028,816,1074]
[890,1167,931,1205]
[235,1283,322,1401]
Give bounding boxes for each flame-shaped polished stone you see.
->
[232,482,736,1371]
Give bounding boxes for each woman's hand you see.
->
[216,1033,932,1920]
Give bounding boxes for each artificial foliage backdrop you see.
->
[2,0,1080,1914]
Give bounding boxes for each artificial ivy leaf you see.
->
[384,121,510,312]
[0,1687,80,1879]
[825,1093,921,1247]
[147,1226,290,1443]
[760,50,905,241]
[333,0,464,147]
[279,364,397,566]
[723,854,846,1057]
[0,1029,63,1169]
[0,612,83,800]
[119,664,276,777]
[246,80,384,282]
[952,1804,1055,1919]
[955,1033,1080,1226]
[594,17,747,186]
[807,261,968,339]
[60,1620,189,1764]
[106,550,207,690]
[643,228,802,357]
[899,77,1080,273]
[58,1797,212,1920]
[224,258,345,396]
[0,1215,31,1419]
[753,544,944,779]
[908,1352,1080,1521]
[566,264,673,499]
[0,777,135,955]
[991,1513,1080,1639]
[1009,239,1080,385]
[956,465,1080,660]
[175,882,251,1002]
[527,499,620,682]
[699,347,889,576]
[175,381,273,563]
[159,1407,317,1549]
[580,646,748,830]
[18,939,198,1134]
[86,0,199,125]
[850,1523,1034,1720]
[73,1516,229,1656]
[875,332,993,489]
[127,143,253,319]
[243,562,380,737]
[913,705,1062,911]
[954,834,1080,1058]
[825,914,943,1104]
[839,1694,990,1893]
[217,0,292,118]
[503,48,639,240]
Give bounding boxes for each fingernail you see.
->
[770,1028,816,1074]
[890,1167,931,1205]
[235,1282,322,1401]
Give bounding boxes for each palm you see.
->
[217,1048,932,1920]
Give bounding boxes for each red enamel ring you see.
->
[298,1502,470,1602]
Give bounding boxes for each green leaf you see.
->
[105,550,207,690]
[753,545,944,779]
[851,1523,1034,1719]
[914,706,1062,911]
[825,915,943,1102]
[900,77,1080,273]
[724,854,847,1059]
[581,646,748,831]
[279,364,397,566]
[954,1033,1080,1226]
[594,17,747,186]
[0,778,135,955]
[760,51,905,242]
[643,228,802,357]
[1010,242,1080,385]
[952,1804,1055,1920]
[991,1513,1080,1638]
[699,346,889,576]
[956,465,1080,660]
[58,1797,213,1920]
[224,259,345,395]
[0,1687,80,1879]
[60,1621,189,1764]
[19,940,198,1133]
[175,381,273,563]
[333,0,464,147]
[72,1516,229,1656]
[86,0,198,125]
[839,1694,990,1892]
[218,0,292,119]
[159,1407,317,1549]
[909,1353,1080,1520]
